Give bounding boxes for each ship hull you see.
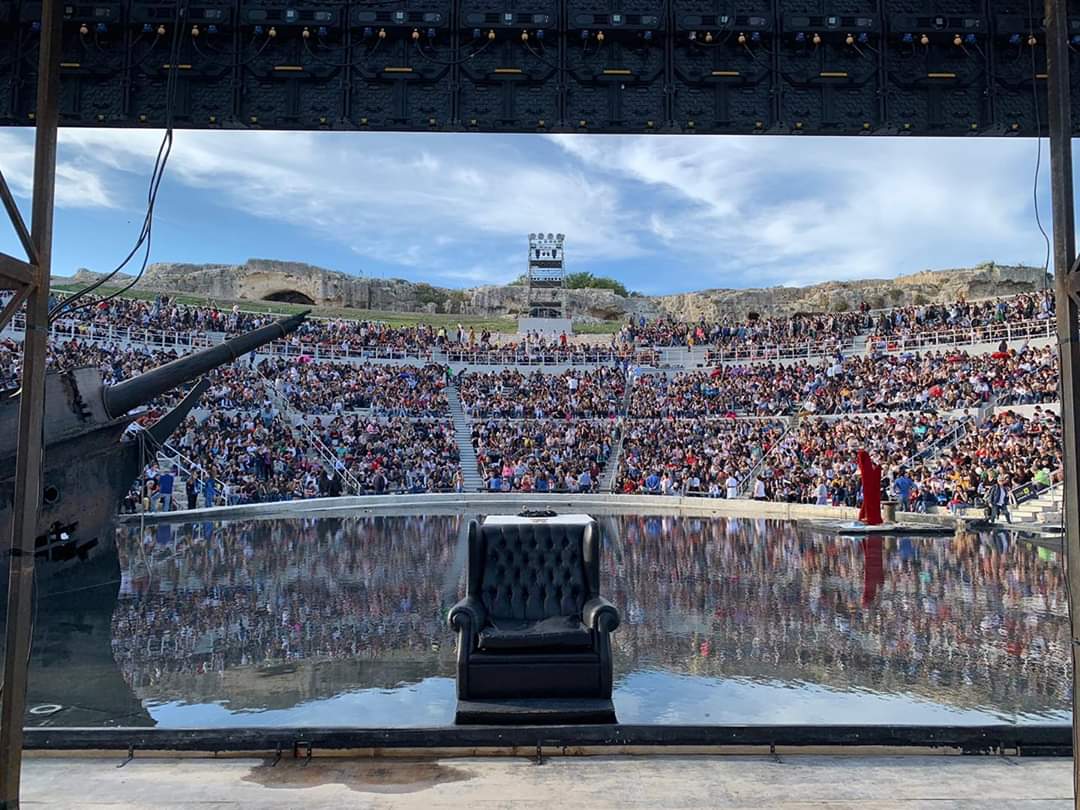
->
[0,425,137,599]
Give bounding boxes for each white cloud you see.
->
[43,128,642,284]
[548,133,1051,289]
[0,131,114,209]
[0,126,1061,291]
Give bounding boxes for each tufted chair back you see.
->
[471,520,596,621]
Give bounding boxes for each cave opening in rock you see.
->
[262,290,316,305]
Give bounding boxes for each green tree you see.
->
[562,272,629,297]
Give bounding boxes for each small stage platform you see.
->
[832,521,955,536]
[455,698,616,726]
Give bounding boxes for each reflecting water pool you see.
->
[21,514,1071,727]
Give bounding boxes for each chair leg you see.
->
[456,629,471,700]
[596,633,614,698]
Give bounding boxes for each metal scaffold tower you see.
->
[526,233,566,319]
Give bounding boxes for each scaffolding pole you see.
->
[1044,0,1080,804]
[0,0,62,802]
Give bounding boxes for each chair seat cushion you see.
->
[478,615,592,650]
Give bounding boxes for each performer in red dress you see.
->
[857,450,883,525]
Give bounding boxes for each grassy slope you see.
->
[51,282,625,334]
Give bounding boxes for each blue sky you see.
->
[0,128,1060,294]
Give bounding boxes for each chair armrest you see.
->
[582,596,620,633]
[448,596,488,632]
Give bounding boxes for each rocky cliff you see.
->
[54,260,1050,323]
[651,263,1050,321]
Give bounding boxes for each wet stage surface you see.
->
[20,515,1072,728]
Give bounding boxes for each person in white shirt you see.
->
[752,476,767,500]
[661,474,674,495]
[815,479,830,506]
[725,474,739,500]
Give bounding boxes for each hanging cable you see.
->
[351,36,383,69]
[197,30,258,58]
[49,0,191,322]
[1027,0,1052,290]
[522,40,559,71]
[411,38,491,66]
[306,32,352,52]
[189,33,235,64]
[235,34,275,67]
[128,32,166,69]
[303,36,348,68]
[578,38,606,61]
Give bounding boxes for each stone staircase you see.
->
[847,332,871,356]
[599,370,635,492]
[134,427,227,509]
[446,385,484,491]
[1012,484,1064,526]
[260,377,362,494]
[686,345,711,368]
[599,429,625,492]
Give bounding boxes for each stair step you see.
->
[446,385,484,491]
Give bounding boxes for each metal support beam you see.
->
[0,285,31,333]
[0,253,35,289]
[1044,0,1080,806]
[0,0,62,801]
[0,171,37,267]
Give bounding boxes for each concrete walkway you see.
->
[17,753,1074,808]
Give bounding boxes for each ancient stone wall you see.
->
[57,260,1048,323]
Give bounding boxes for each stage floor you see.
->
[16,752,1074,808]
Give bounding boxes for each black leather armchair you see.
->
[448,516,620,722]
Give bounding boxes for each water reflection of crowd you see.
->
[111,516,462,688]
[109,515,1069,718]
[607,517,1069,716]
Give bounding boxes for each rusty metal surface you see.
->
[0,0,62,799]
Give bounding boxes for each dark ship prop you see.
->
[0,312,307,598]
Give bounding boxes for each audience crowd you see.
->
[459,368,626,419]
[135,411,461,508]
[866,291,1055,351]
[0,288,1067,513]
[471,418,619,492]
[261,358,449,416]
[8,288,1053,362]
[617,419,787,495]
[628,346,1059,418]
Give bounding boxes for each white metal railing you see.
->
[134,427,229,510]
[1011,468,1064,506]
[704,338,855,365]
[899,417,975,470]
[443,347,637,366]
[864,318,1055,354]
[4,314,213,351]
[253,340,436,364]
[259,376,363,495]
[2,294,1057,372]
[738,420,797,497]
